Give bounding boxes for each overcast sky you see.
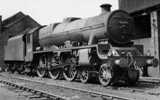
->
[0,0,118,25]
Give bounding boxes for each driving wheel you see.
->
[37,58,46,78]
[63,64,77,81]
[49,69,60,79]
[99,63,113,86]
[80,69,90,83]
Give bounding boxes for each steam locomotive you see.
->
[4,4,158,86]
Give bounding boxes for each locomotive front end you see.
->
[99,46,158,85]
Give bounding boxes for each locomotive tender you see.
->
[4,4,158,86]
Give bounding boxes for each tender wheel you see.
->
[4,64,9,72]
[99,63,113,86]
[63,64,77,81]
[17,65,24,74]
[80,69,90,83]
[10,64,16,73]
[48,69,60,79]
[37,58,46,78]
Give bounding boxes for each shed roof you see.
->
[119,0,160,14]
[2,12,41,37]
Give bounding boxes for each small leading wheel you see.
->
[127,69,140,85]
[80,69,90,83]
[63,64,77,81]
[99,63,113,86]
[37,58,46,78]
[48,69,60,80]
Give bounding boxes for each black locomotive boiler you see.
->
[4,4,158,86]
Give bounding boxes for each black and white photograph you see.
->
[0,0,160,100]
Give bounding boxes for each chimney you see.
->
[100,4,112,14]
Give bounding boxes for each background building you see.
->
[119,0,160,77]
[0,12,40,70]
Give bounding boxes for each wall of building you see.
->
[119,0,160,77]
[133,38,159,76]
[133,11,160,77]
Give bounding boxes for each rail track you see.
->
[0,72,160,100]
[0,79,69,100]
[139,77,160,84]
[0,74,133,100]
[16,76,160,97]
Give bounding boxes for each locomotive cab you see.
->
[23,33,33,62]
